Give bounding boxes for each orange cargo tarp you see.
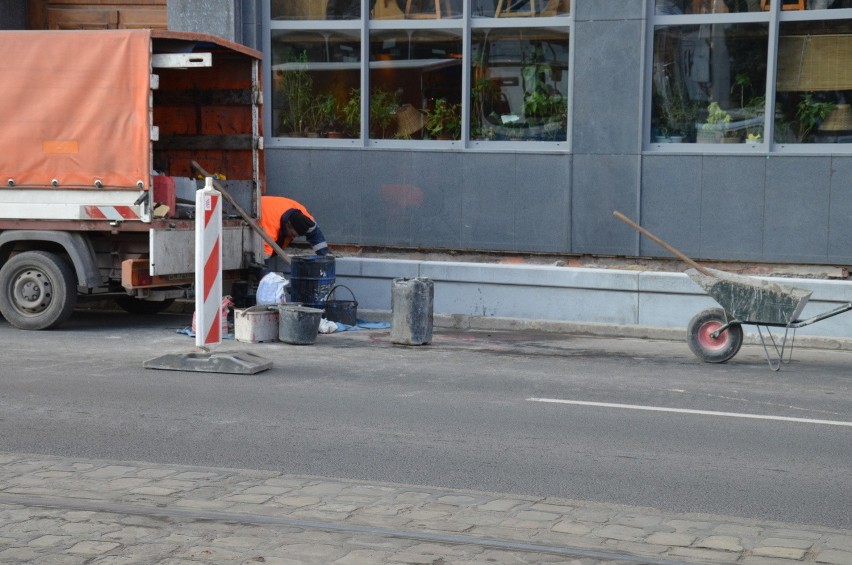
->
[0,30,151,190]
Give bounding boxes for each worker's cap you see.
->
[283,209,314,236]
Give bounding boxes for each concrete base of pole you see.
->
[143,351,272,374]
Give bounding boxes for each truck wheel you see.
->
[115,296,175,315]
[0,251,77,330]
[687,308,743,363]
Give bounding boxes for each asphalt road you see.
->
[1,309,850,530]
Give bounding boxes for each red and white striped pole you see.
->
[195,177,223,348]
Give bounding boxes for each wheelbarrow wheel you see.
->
[687,308,743,363]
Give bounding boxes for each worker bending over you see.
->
[259,196,329,260]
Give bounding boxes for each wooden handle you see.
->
[612,211,711,276]
[191,161,291,266]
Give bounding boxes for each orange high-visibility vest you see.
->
[259,196,316,256]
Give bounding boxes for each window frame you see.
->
[646,0,852,153]
[264,0,574,152]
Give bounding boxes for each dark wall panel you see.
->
[640,155,703,259]
[828,158,852,264]
[571,18,643,156]
[573,154,640,256]
[268,149,571,253]
[765,157,832,263]
[698,156,766,261]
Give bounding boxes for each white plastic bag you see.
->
[256,273,289,305]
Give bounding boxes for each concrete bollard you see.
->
[390,277,433,345]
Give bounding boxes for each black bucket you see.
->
[288,255,335,309]
[323,285,358,326]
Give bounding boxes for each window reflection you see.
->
[272,0,361,20]
[652,23,768,143]
[657,0,852,14]
[473,0,570,17]
[471,28,569,141]
[656,0,761,14]
[369,30,463,139]
[271,30,361,138]
[371,0,463,20]
[775,19,852,143]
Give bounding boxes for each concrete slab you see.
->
[143,351,272,374]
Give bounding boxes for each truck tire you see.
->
[115,296,175,315]
[0,250,77,330]
[687,308,743,364]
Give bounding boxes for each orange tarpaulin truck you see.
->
[0,29,265,330]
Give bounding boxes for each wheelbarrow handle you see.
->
[612,211,712,277]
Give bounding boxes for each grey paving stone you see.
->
[591,524,645,542]
[66,540,122,555]
[752,546,808,559]
[816,549,852,564]
[694,535,744,552]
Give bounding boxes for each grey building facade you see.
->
[5,0,851,268]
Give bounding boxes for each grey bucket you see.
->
[278,305,323,345]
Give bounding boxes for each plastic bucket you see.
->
[234,306,278,343]
[288,255,335,309]
[278,305,323,345]
[323,285,358,326]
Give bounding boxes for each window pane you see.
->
[656,0,762,14]
[470,28,569,141]
[805,0,852,9]
[371,0,462,20]
[473,0,570,18]
[651,23,767,143]
[369,30,463,139]
[271,30,361,138]
[272,0,361,20]
[775,19,852,143]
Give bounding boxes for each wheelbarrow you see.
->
[613,211,852,370]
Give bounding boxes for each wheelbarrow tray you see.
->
[686,267,812,326]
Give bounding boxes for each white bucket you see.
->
[234,306,279,343]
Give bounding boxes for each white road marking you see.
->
[526,398,852,427]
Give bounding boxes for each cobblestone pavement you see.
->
[0,453,850,564]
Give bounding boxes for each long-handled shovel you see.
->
[191,160,290,266]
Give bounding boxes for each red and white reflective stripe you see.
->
[81,205,140,220]
[194,179,222,347]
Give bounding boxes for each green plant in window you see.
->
[796,93,835,142]
[471,77,499,139]
[314,94,340,136]
[278,51,313,136]
[369,88,400,138]
[424,98,461,140]
[340,88,360,137]
[704,101,732,127]
[698,101,737,142]
[519,42,566,138]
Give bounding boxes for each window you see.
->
[268,0,571,146]
[651,0,852,147]
[775,18,852,143]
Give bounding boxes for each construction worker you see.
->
[258,196,329,263]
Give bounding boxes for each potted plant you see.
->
[278,51,313,137]
[340,88,360,138]
[314,94,343,138]
[471,77,498,140]
[697,101,733,143]
[424,98,461,140]
[369,88,399,138]
[796,93,835,142]
[657,77,699,142]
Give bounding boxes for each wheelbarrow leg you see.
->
[755,325,797,371]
